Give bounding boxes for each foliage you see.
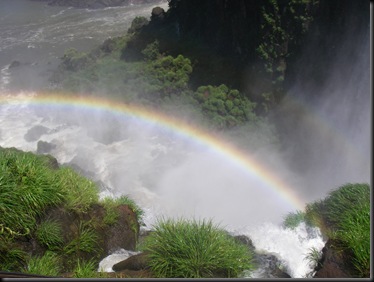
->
[283,210,307,229]
[256,0,318,106]
[143,218,254,278]
[304,183,370,277]
[0,148,65,237]
[194,84,257,129]
[60,48,94,72]
[63,221,100,257]
[35,219,64,250]
[25,251,60,276]
[57,166,99,213]
[72,259,100,278]
[303,247,322,278]
[142,40,161,61]
[142,54,193,98]
[128,16,149,34]
[0,242,28,272]
[101,195,144,226]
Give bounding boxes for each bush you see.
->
[194,84,257,129]
[143,218,254,278]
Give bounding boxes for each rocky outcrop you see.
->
[24,125,50,142]
[37,140,56,154]
[313,239,357,278]
[112,252,150,271]
[30,0,166,9]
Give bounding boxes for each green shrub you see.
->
[26,251,60,276]
[35,219,64,250]
[194,84,257,129]
[143,218,254,278]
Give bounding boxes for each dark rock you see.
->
[151,6,165,22]
[9,60,21,69]
[234,235,256,252]
[103,204,139,254]
[24,125,49,142]
[313,239,356,278]
[36,140,56,154]
[112,252,150,271]
[253,252,291,278]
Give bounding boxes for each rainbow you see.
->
[0,91,306,211]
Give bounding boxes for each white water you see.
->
[0,91,326,277]
[0,0,369,278]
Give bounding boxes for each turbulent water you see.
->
[0,0,370,278]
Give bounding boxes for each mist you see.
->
[0,0,370,231]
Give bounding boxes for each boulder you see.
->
[24,125,49,142]
[313,239,355,278]
[103,204,139,254]
[112,252,150,271]
[36,140,56,154]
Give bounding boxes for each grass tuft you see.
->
[143,217,254,278]
[35,219,64,250]
[25,251,60,276]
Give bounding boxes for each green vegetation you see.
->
[102,195,144,225]
[56,166,99,213]
[304,183,370,277]
[0,147,143,276]
[282,210,307,229]
[25,251,61,276]
[143,218,254,278]
[303,247,322,278]
[0,148,65,237]
[63,221,100,257]
[194,84,257,129]
[72,259,101,278]
[35,219,64,250]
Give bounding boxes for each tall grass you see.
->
[25,251,60,276]
[72,259,99,278]
[64,221,100,256]
[0,149,65,236]
[143,218,254,278]
[56,166,99,213]
[304,183,370,277]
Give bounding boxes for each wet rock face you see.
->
[313,239,356,278]
[24,125,50,142]
[112,252,150,271]
[103,204,139,254]
[37,140,56,154]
